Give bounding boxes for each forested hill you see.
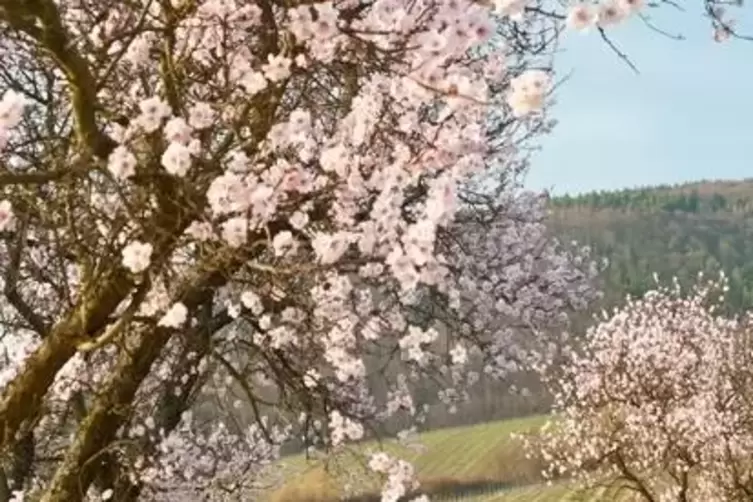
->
[547,178,753,314]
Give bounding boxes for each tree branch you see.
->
[0,169,68,188]
[0,0,116,158]
[3,212,49,336]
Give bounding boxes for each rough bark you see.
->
[92,304,224,502]
[39,263,235,502]
[0,175,205,458]
[0,278,127,453]
[0,467,10,502]
[39,329,169,502]
[8,431,34,492]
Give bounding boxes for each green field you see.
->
[267,416,627,502]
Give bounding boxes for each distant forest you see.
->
[548,178,753,316]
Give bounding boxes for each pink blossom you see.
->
[161,142,193,177]
[121,240,153,273]
[158,303,189,328]
[262,54,292,82]
[0,199,15,232]
[566,4,596,31]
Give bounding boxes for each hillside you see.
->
[267,415,625,502]
[548,178,753,315]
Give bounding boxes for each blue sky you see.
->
[524,4,753,195]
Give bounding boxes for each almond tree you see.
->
[535,275,753,501]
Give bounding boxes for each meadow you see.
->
[266,415,627,502]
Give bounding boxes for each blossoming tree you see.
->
[0,0,741,500]
[534,275,753,501]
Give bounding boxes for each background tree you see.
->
[533,275,753,501]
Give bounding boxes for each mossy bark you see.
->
[39,266,233,502]
[0,275,129,453]
[39,329,170,502]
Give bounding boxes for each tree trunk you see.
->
[0,165,201,456]
[94,307,218,502]
[0,467,11,502]
[8,431,34,492]
[40,267,233,502]
[0,271,131,453]
[40,325,172,502]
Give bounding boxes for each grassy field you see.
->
[265,415,626,502]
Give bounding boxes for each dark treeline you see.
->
[548,178,753,316]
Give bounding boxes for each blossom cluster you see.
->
[565,0,644,31]
[368,452,420,502]
[0,90,25,152]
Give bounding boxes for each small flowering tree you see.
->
[534,275,753,501]
[0,0,742,501]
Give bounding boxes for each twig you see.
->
[598,27,640,74]
[639,13,685,40]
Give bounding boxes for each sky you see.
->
[523,4,753,196]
